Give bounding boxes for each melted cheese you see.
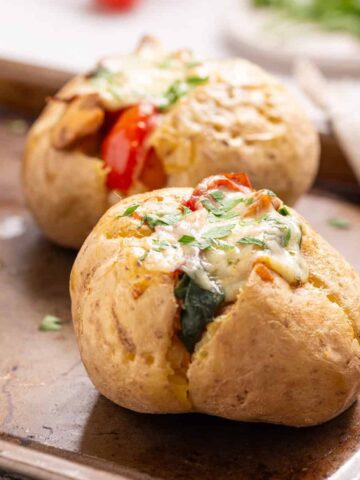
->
[72,51,213,111]
[122,190,308,302]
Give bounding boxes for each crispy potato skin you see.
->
[23,79,110,249]
[23,56,319,249]
[70,188,360,427]
[71,189,192,412]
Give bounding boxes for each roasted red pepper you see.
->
[101,103,159,192]
[184,173,253,211]
[95,0,139,10]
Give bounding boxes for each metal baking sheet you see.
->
[1,112,360,480]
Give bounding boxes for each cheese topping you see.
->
[71,51,212,111]
[118,187,308,302]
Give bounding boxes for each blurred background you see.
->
[0,0,359,194]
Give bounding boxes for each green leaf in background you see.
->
[39,315,62,332]
[252,0,360,37]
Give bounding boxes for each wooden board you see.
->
[1,111,360,480]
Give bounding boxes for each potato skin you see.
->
[71,189,193,412]
[24,54,319,249]
[70,188,360,427]
[152,59,319,205]
[23,79,110,249]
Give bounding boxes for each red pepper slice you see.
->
[184,173,253,211]
[101,103,157,192]
[95,0,139,10]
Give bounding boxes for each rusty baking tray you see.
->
[1,111,360,480]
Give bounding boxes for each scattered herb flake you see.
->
[186,75,209,85]
[210,239,235,250]
[120,204,139,217]
[328,217,351,229]
[209,190,225,202]
[282,228,291,247]
[39,315,62,332]
[139,250,149,262]
[203,224,235,239]
[179,235,196,244]
[278,205,290,216]
[238,237,267,248]
[8,119,28,135]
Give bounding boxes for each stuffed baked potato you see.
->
[24,37,319,248]
[71,173,360,427]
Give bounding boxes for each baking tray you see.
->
[1,111,360,480]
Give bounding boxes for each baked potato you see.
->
[70,173,360,427]
[23,37,319,249]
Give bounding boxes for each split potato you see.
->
[70,173,360,426]
[24,37,319,248]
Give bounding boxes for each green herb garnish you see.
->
[39,315,62,332]
[210,239,235,251]
[159,75,209,111]
[139,250,149,262]
[179,235,196,244]
[186,75,209,85]
[120,204,139,217]
[202,224,236,239]
[175,274,224,352]
[281,227,291,247]
[328,217,351,229]
[278,205,290,216]
[209,190,225,201]
[90,67,123,101]
[144,213,180,228]
[238,237,267,248]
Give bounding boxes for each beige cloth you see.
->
[295,60,360,184]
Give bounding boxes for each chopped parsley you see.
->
[159,75,209,111]
[328,217,351,229]
[209,190,225,201]
[120,204,139,217]
[186,75,209,85]
[143,212,181,228]
[39,315,62,332]
[179,235,196,245]
[281,227,291,247]
[139,250,149,262]
[202,224,236,239]
[238,237,267,248]
[278,205,290,216]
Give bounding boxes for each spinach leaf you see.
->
[175,273,224,352]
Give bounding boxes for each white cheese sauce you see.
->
[123,189,308,302]
[71,51,214,111]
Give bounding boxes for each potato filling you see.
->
[117,174,308,351]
